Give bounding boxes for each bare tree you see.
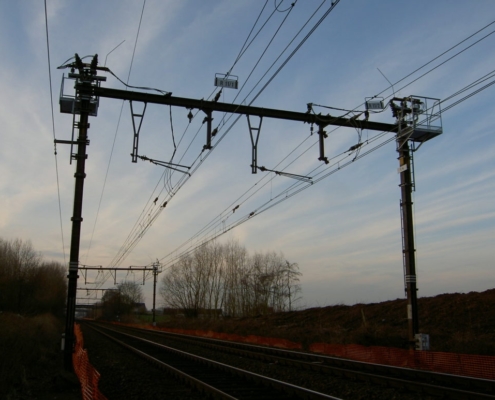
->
[28,262,67,317]
[159,240,303,318]
[160,254,197,314]
[0,238,67,316]
[222,239,248,317]
[100,281,143,321]
[283,260,302,311]
[119,280,143,304]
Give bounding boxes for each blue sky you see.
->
[1,1,494,311]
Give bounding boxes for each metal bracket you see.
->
[137,155,191,175]
[318,124,329,164]
[130,101,147,163]
[257,166,312,183]
[203,110,214,150]
[247,115,263,173]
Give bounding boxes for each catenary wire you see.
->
[86,0,147,264]
[230,1,297,105]
[213,0,332,147]
[96,13,492,290]
[130,11,491,269]
[313,21,495,119]
[227,0,270,76]
[155,66,495,269]
[369,20,495,102]
[44,0,66,264]
[89,0,148,287]
[110,0,376,269]
[105,2,322,268]
[109,0,279,253]
[275,0,295,13]
[101,1,492,272]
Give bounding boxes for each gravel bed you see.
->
[121,328,436,400]
[80,324,204,400]
[81,323,436,400]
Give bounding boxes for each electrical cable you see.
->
[193,0,335,171]
[105,1,289,266]
[227,0,270,75]
[123,14,492,271]
[370,20,495,102]
[311,21,495,123]
[107,0,492,272]
[155,70,495,269]
[91,0,148,286]
[213,0,332,141]
[173,0,315,176]
[86,0,147,265]
[386,28,495,102]
[247,0,340,106]
[108,1,342,268]
[109,14,495,280]
[44,0,66,265]
[274,0,295,13]
[231,1,297,105]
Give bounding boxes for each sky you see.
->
[1,1,494,313]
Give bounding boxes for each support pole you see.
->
[397,138,419,348]
[152,262,158,326]
[64,81,91,371]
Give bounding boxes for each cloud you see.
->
[1,1,493,310]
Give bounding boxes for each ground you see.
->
[3,288,493,399]
[156,288,495,355]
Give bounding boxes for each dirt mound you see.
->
[158,288,495,355]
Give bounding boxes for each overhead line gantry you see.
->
[58,54,442,370]
[89,84,400,167]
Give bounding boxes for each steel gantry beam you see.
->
[90,85,398,132]
[89,84,400,168]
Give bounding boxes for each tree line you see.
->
[0,238,67,318]
[97,281,144,321]
[160,240,301,318]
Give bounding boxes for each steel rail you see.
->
[106,323,495,400]
[86,322,341,400]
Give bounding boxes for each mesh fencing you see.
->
[309,343,495,380]
[140,324,495,380]
[73,324,108,400]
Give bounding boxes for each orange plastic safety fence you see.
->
[309,342,495,380]
[114,321,303,350]
[159,326,302,350]
[114,322,495,380]
[73,324,108,400]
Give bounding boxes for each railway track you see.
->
[84,321,495,400]
[83,321,341,399]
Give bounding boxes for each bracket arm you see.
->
[318,124,329,164]
[247,115,263,173]
[130,101,147,163]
